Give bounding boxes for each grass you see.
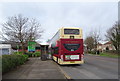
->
[99,52,119,58]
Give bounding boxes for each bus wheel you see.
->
[56,57,60,64]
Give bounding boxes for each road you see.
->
[59,54,118,79]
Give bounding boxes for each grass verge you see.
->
[99,52,119,58]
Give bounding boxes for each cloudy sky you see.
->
[0,0,118,43]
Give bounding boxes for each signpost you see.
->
[28,41,36,52]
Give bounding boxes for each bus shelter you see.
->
[40,43,49,61]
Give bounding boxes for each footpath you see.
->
[2,57,66,79]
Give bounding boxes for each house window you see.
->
[2,48,9,55]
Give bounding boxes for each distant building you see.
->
[97,41,115,52]
[97,43,103,51]
[103,41,115,51]
[0,44,12,55]
[0,41,41,52]
[17,42,41,52]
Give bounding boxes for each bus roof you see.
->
[60,27,82,29]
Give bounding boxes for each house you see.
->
[97,43,103,51]
[97,41,115,52]
[0,44,12,55]
[103,41,115,51]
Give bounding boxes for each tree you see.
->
[85,29,101,54]
[91,29,101,52]
[106,21,120,52]
[84,36,94,51]
[2,14,43,54]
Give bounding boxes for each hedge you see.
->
[14,51,41,57]
[33,52,41,57]
[14,51,24,55]
[25,52,41,57]
[2,54,28,74]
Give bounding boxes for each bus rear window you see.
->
[64,44,80,51]
[64,29,79,35]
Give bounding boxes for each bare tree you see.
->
[2,14,43,54]
[84,36,94,51]
[106,21,120,52]
[85,28,101,54]
[91,29,101,52]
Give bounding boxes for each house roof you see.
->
[99,41,107,44]
[104,41,112,45]
[39,42,49,46]
[97,41,112,46]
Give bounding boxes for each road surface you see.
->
[60,54,118,79]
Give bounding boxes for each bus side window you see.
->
[51,48,54,54]
[54,47,59,54]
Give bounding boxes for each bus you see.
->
[49,27,84,65]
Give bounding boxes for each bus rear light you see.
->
[61,55,63,61]
[81,54,84,60]
[65,55,71,60]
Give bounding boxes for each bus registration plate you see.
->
[65,55,79,60]
[70,55,79,59]
[70,61,75,63]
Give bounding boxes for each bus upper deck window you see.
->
[64,29,79,35]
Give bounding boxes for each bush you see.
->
[33,52,41,57]
[88,51,96,54]
[26,52,33,57]
[2,54,28,74]
[14,51,24,55]
[25,52,40,57]
[23,55,29,61]
[14,51,41,57]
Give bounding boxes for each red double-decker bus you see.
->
[49,27,84,65]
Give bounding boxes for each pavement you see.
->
[60,54,119,79]
[2,57,66,79]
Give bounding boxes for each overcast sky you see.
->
[0,1,118,43]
